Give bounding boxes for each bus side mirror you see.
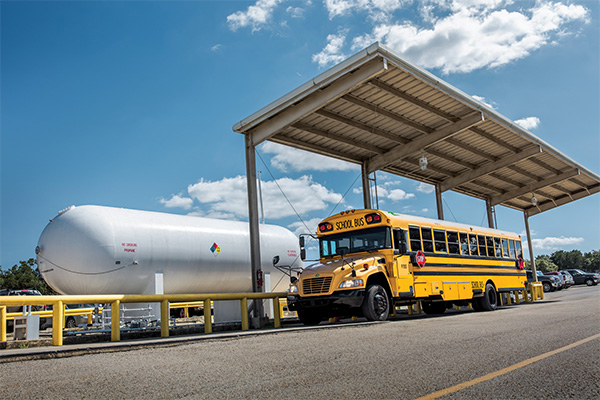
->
[299,236,305,248]
[300,248,306,261]
[272,255,280,266]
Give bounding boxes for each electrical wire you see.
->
[442,197,458,222]
[327,172,362,217]
[255,149,312,234]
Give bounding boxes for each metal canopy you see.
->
[234,42,599,217]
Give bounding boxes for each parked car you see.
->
[562,269,600,286]
[544,271,573,289]
[526,270,561,292]
[559,271,574,288]
[40,304,96,329]
[0,289,48,331]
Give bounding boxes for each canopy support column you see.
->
[524,211,537,281]
[245,135,265,325]
[486,199,495,229]
[362,162,372,209]
[435,183,444,220]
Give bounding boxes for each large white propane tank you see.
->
[36,205,302,295]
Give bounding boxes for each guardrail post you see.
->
[506,292,513,305]
[514,291,521,304]
[416,301,422,314]
[204,299,212,334]
[1,306,6,342]
[272,296,281,328]
[111,300,121,342]
[241,297,248,331]
[161,299,169,338]
[52,300,64,346]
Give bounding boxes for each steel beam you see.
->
[362,162,372,209]
[367,111,484,173]
[491,169,580,206]
[440,145,542,192]
[368,79,458,122]
[524,184,600,216]
[435,183,444,220]
[524,212,537,280]
[292,122,385,154]
[315,109,409,144]
[245,135,265,321]
[247,58,388,146]
[340,94,433,134]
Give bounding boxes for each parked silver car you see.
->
[40,304,96,329]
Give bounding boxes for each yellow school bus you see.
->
[287,209,527,325]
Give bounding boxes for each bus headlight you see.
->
[339,279,364,289]
[288,284,299,293]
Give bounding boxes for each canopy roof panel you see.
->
[234,43,599,216]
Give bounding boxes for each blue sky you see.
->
[1,0,598,268]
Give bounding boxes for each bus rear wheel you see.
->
[362,284,390,321]
[475,283,498,311]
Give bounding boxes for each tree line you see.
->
[0,259,56,295]
[526,249,599,273]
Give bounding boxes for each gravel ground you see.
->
[2,286,599,400]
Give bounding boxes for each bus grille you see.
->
[302,277,332,295]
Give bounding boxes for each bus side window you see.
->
[421,227,434,253]
[459,232,469,255]
[509,239,516,259]
[447,231,460,254]
[501,238,509,258]
[486,235,495,258]
[434,229,448,253]
[469,234,479,256]
[409,225,422,252]
[478,234,487,256]
[394,229,408,254]
[494,237,502,258]
[516,240,523,258]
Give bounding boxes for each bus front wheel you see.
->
[362,284,390,321]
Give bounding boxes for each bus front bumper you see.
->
[287,289,365,316]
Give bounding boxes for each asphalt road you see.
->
[3,286,599,399]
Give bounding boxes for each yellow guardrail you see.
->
[0,292,286,346]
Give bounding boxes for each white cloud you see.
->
[288,217,324,237]
[286,3,310,19]
[388,188,415,201]
[471,95,497,110]
[325,0,405,21]
[160,194,193,210]
[351,1,589,74]
[515,116,541,130]
[417,182,435,193]
[529,236,584,251]
[354,183,415,202]
[187,175,343,219]
[211,44,222,52]
[312,29,348,67]
[260,142,359,172]
[227,0,283,32]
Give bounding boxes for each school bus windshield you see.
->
[319,226,392,258]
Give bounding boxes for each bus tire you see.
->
[477,283,498,311]
[362,284,390,321]
[422,301,447,315]
[297,310,322,326]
